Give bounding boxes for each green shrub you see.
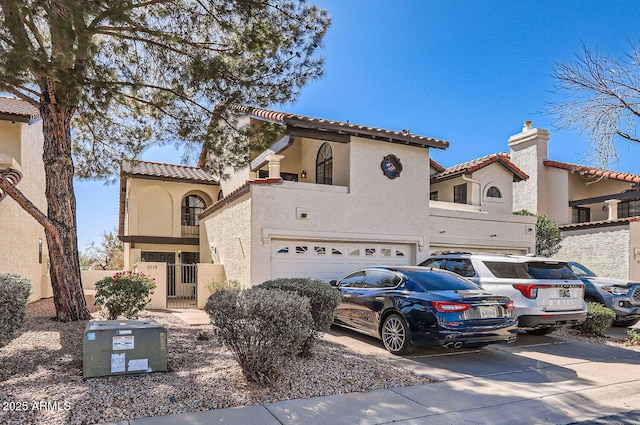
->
[205,288,313,384]
[575,302,616,336]
[0,274,31,347]
[205,279,240,294]
[627,329,640,346]
[94,271,156,320]
[257,278,341,357]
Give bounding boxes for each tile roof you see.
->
[431,153,529,183]
[121,160,218,184]
[559,217,640,230]
[225,104,449,150]
[0,97,40,122]
[543,160,640,183]
[430,159,445,172]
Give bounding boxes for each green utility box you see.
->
[83,319,168,378]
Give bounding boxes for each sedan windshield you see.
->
[405,271,479,291]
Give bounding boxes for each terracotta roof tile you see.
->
[0,97,40,121]
[121,160,218,184]
[543,160,640,183]
[559,217,640,230]
[432,153,529,182]
[225,104,449,150]
[430,159,445,172]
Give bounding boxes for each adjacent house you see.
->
[508,121,640,281]
[0,97,52,301]
[118,160,220,306]
[428,153,534,254]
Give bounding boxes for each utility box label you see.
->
[112,335,134,351]
[111,353,126,373]
[128,358,149,372]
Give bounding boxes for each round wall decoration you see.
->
[381,154,402,179]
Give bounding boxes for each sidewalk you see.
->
[104,375,640,425]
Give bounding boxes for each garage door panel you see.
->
[271,240,413,282]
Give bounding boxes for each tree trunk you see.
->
[40,100,91,322]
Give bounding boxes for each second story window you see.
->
[316,142,333,185]
[619,200,640,218]
[453,183,467,204]
[182,195,205,227]
[572,206,591,223]
[486,186,501,198]
[430,191,438,201]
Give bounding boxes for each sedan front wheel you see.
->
[381,314,413,355]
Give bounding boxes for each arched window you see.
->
[486,186,502,198]
[181,194,206,227]
[316,142,333,185]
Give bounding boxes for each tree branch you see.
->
[0,174,53,233]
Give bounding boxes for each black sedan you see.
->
[331,266,518,354]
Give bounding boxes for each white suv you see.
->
[419,253,588,335]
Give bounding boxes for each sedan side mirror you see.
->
[329,280,339,287]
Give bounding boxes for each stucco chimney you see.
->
[508,121,550,216]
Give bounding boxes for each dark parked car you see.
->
[330,266,518,354]
[568,261,640,327]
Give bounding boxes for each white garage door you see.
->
[270,240,413,282]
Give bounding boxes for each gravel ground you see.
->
[0,298,430,425]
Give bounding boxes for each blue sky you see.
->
[75,1,640,249]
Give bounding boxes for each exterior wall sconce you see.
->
[301,169,307,179]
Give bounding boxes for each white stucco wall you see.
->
[543,167,570,224]
[430,176,469,204]
[202,194,252,288]
[428,208,536,255]
[247,137,431,285]
[474,165,516,215]
[0,120,51,302]
[556,226,630,280]
[509,127,549,215]
[125,178,218,238]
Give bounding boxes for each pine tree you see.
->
[0,0,329,321]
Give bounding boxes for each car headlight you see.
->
[602,286,629,295]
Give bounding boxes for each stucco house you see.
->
[428,153,534,254]
[0,97,52,302]
[508,121,640,281]
[118,160,220,306]
[119,106,537,299]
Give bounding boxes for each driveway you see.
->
[324,326,640,422]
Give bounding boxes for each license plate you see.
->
[478,306,497,318]
[559,288,571,298]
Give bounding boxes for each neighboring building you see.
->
[428,153,535,254]
[509,121,640,280]
[0,97,52,302]
[118,160,220,305]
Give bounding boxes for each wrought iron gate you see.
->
[166,264,197,308]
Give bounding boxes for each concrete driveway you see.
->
[324,325,640,422]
